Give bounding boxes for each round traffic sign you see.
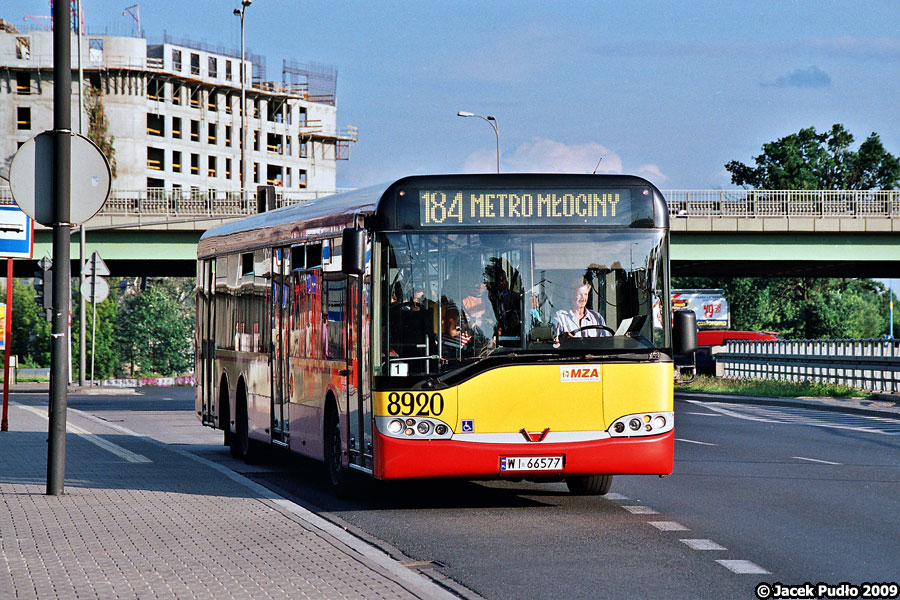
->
[80,276,110,304]
[8,131,111,226]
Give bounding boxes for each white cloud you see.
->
[462,137,667,183]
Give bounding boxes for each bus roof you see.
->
[198,174,667,257]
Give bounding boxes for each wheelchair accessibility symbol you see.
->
[461,419,474,433]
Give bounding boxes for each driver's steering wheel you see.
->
[565,324,615,336]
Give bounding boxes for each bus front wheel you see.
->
[324,405,353,495]
[565,475,613,495]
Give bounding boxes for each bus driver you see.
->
[552,280,610,338]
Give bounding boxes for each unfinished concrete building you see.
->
[0,18,357,197]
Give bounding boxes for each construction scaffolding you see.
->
[283,60,337,105]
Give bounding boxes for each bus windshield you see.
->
[376,229,670,379]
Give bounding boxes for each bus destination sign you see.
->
[419,188,645,226]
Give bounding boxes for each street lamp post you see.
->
[457,111,500,173]
[234,0,251,199]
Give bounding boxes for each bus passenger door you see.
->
[200,259,216,426]
[271,248,290,446]
[347,272,373,470]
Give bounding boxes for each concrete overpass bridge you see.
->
[4,188,900,279]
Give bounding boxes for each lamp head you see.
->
[457,111,475,117]
[242,0,252,6]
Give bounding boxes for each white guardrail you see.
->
[1,188,899,219]
[717,339,900,393]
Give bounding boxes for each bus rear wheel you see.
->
[565,475,613,495]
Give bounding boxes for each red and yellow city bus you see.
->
[196,174,695,494]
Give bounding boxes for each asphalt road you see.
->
[58,388,900,600]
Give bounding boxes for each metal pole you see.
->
[236,5,247,202]
[90,253,97,386]
[1,259,12,432]
[48,0,73,496]
[77,0,86,389]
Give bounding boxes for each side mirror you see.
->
[341,227,366,275]
[673,310,697,355]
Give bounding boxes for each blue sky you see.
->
[7,1,900,192]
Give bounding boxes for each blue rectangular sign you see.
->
[0,206,34,259]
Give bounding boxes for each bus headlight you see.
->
[377,416,453,440]
[609,412,674,437]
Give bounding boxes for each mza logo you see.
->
[560,365,602,382]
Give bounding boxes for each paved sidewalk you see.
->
[0,399,459,600]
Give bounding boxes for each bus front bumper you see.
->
[373,429,674,480]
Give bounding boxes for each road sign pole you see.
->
[90,254,97,386]
[1,259,12,432]
[48,0,72,496]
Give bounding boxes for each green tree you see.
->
[73,285,121,381]
[85,85,117,179]
[725,124,900,190]
[673,277,891,339]
[9,279,51,367]
[115,283,193,376]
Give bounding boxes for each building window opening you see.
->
[190,53,200,75]
[267,164,284,187]
[226,158,232,180]
[172,82,182,104]
[89,39,103,62]
[172,49,182,71]
[208,155,217,177]
[147,147,165,171]
[173,151,182,173]
[190,88,200,108]
[208,123,217,145]
[208,57,217,78]
[208,91,218,112]
[16,71,30,95]
[16,37,31,60]
[16,106,31,130]
[191,120,199,142]
[225,60,232,81]
[191,153,199,175]
[147,78,163,101]
[172,116,182,139]
[147,113,164,136]
[225,125,232,147]
[267,133,283,155]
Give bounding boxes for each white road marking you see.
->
[687,400,900,435]
[791,456,842,465]
[649,521,689,531]
[604,493,629,500]
[622,505,660,515]
[676,438,718,446]
[681,539,727,551]
[14,403,152,464]
[685,412,723,417]
[716,559,770,574]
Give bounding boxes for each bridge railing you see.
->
[0,187,343,219]
[665,190,900,218]
[1,187,898,220]
[717,338,900,393]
